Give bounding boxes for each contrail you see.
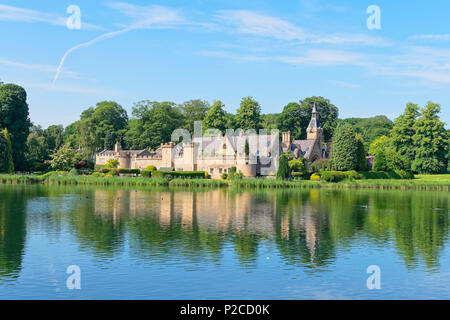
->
[53,26,136,84]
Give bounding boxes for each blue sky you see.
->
[0,0,449,128]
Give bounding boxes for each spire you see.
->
[307,103,321,130]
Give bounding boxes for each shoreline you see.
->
[0,174,449,191]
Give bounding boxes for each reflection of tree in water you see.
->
[18,185,446,272]
[0,186,28,281]
[367,191,449,270]
[68,188,127,261]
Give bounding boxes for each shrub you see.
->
[277,154,291,180]
[69,168,79,176]
[91,172,104,177]
[227,166,243,180]
[118,168,140,175]
[145,165,157,172]
[320,170,362,182]
[310,173,321,181]
[221,172,228,180]
[152,171,206,179]
[309,159,331,173]
[105,159,119,169]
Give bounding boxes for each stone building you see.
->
[96,104,329,178]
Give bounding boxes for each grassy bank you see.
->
[0,174,448,190]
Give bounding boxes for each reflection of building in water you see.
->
[91,188,332,266]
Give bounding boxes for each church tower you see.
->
[306,103,323,142]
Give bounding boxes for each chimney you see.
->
[114,141,121,153]
[282,131,291,145]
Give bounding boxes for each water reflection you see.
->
[0,185,448,283]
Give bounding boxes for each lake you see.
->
[0,184,449,299]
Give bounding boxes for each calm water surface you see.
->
[0,184,449,299]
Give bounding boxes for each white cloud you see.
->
[200,49,366,67]
[106,2,187,28]
[215,10,307,42]
[0,57,78,78]
[408,34,450,41]
[329,80,361,88]
[0,4,100,30]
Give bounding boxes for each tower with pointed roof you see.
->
[306,103,323,142]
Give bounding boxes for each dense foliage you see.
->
[331,123,358,171]
[0,129,14,173]
[0,84,30,170]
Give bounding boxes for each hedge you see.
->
[320,170,414,182]
[118,168,140,175]
[152,171,207,179]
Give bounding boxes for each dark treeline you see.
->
[0,82,448,174]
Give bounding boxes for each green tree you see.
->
[0,84,31,170]
[368,135,391,156]
[235,96,261,130]
[391,103,420,161]
[331,123,358,171]
[44,125,64,155]
[288,158,307,176]
[203,100,229,133]
[412,102,449,174]
[124,100,184,150]
[355,134,368,171]
[277,102,303,139]
[299,96,339,141]
[180,99,210,134]
[65,101,128,156]
[49,144,78,171]
[372,149,387,172]
[341,115,393,148]
[0,128,14,173]
[277,153,291,179]
[25,125,48,170]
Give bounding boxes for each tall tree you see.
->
[355,133,368,171]
[412,102,448,174]
[0,84,31,170]
[180,99,210,134]
[124,100,184,150]
[341,115,393,148]
[235,96,261,131]
[0,129,14,173]
[25,125,47,170]
[277,153,291,179]
[299,96,338,141]
[391,103,420,161]
[277,102,303,139]
[203,100,229,134]
[331,123,358,171]
[44,125,64,155]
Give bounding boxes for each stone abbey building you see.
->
[96,104,329,178]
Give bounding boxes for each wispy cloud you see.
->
[215,9,388,47]
[215,10,307,42]
[23,81,118,95]
[53,3,187,83]
[0,4,100,30]
[0,57,78,78]
[200,49,367,67]
[408,34,450,41]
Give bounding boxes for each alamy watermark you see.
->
[66,265,81,290]
[366,265,381,290]
[66,5,81,30]
[366,5,381,30]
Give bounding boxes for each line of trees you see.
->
[330,102,449,174]
[0,82,448,174]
